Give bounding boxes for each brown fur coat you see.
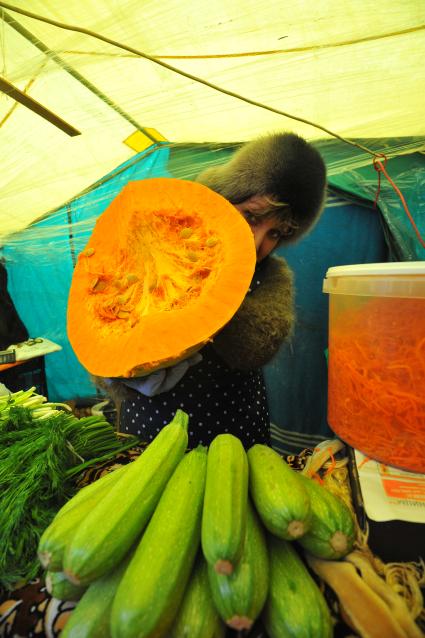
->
[211,254,294,370]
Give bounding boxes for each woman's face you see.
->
[234,195,289,261]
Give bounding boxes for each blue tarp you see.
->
[2,142,391,439]
[265,190,388,437]
[328,152,425,261]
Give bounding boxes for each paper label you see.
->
[7,338,62,361]
[354,450,425,523]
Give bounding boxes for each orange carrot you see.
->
[328,297,425,473]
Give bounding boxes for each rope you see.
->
[1,1,424,251]
[0,1,380,156]
[373,156,425,250]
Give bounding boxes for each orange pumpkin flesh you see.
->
[67,178,256,378]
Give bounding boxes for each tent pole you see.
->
[0,75,81,135]
[2,10,157,142]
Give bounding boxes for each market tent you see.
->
[1,1,424,445]
[1,0,425,239]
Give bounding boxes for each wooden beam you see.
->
[0,76,81,136]
[2,10,157,141]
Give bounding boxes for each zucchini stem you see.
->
[227,615,254,631]
[330,531,348,553]
[287,520,306,539]
[214,559,234,575]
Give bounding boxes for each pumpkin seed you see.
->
[92,279,107,293]
[187,251,198,262]
[113,278,126,289]
[206,237,218,248]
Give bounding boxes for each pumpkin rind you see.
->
[67,178,256,378]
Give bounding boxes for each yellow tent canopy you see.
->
[1,0,424,240]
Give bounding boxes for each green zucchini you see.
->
[64,410,189,585]
[61,554,131,638]
[247,444,311,540]
[202,433,248,574]
[208,499,269,631]
[45,570,87,601]
[39,465,130,571]
[57,464,129,519]
[297,473,355,559]
[38,491,106,572]
[170,556,225,638]
[111,445,208,638]
[263,536,333,638]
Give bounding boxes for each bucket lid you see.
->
[325,261,425,278]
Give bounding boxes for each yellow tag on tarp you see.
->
[123,129,168,152]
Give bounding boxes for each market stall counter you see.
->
[1,417,423,638]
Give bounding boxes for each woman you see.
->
[99,132,327,448]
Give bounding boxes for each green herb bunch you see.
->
[0,388,137,591]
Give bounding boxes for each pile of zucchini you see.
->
[38,409,356,638]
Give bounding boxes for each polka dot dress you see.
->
[120,265,271,449]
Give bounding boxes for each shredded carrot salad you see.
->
[328,297,425,473]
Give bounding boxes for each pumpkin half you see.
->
[67,178,256,378]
